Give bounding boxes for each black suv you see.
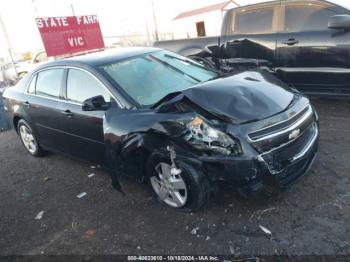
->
[155,0,350,96]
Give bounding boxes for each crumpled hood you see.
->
[179,70,295,123]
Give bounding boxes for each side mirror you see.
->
[328,14,350,30]
[82,95,110,111]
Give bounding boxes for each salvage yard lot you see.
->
[0,98,349,255]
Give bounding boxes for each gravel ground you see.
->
[0,98,349,256]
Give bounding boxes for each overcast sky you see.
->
[1,0,350,59]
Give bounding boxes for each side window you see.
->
[36,69,64,98]
[27,74,37,94]
[284,5,336,32]
[66,69,111,104]
[233,8,274,34]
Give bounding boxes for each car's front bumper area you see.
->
[244,128,318,197]
[204,125,317,197]
[175,104,319,197]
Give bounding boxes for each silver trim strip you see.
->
[25,93,82,106]
[24,66,123,108]
[249,105,313,142]
[275,67,350,73]
[249,104,310,137]
[292,124,318,162]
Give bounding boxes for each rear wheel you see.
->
[18,119,44,157]
[147,155,211,212]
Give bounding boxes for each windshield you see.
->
[100,50,219,107]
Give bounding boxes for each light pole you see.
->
[70,3,76,16]
[0,15,17,76]
[151,0,159,41]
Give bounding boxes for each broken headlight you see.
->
[184,116,242,156]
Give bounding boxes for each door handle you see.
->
[62,110,74,117]
[282,38,299,46]
[23,101,31,108]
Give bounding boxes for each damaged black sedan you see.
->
[3,48,319,211]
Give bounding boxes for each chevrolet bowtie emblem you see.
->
[289,129,300,140]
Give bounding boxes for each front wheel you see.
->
[18,119,44,157]
[147,156,211,212]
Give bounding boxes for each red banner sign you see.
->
[36,15,105,57]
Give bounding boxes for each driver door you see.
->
[275,0,350,94]
[58,68,114,165]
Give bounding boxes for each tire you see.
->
[17,119,44,157]
[147,154,211,212]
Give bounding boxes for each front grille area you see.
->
[249,105,314,153]
[248,105,310,141]
[260,122,318,173]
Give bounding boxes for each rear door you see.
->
[57,68,115,165]
[275,0,350,95]
[24,68,68,152]
[221,2,280,70]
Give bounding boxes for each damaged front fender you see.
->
[103,106,199,191]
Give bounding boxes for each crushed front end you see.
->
[171,97,319,197]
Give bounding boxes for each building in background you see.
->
[172,0,239,39]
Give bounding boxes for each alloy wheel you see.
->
[19,125,38,154]
[150,162,188,208]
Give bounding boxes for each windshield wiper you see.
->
[164,53,203,67]
[164,54,223,79]
[149,54,201,83]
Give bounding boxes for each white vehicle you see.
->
[15,50,53,79]
[4,51,53,82]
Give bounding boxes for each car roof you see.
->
[40,47,161,68]
[229,0,347,10]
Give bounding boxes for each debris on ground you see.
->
[77,192,87,198]
[190,227,199,235]
[90,165,96,169]
[229,245,235,254]
[84,229,96,237]
[22,192,32,198]
[259,225,272,236]
[34,211,44,220]
[88,173,95,178]
[71,222,77,232]
[43,177,51,181]
[249,207,276,222]
[205,236,210,241]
